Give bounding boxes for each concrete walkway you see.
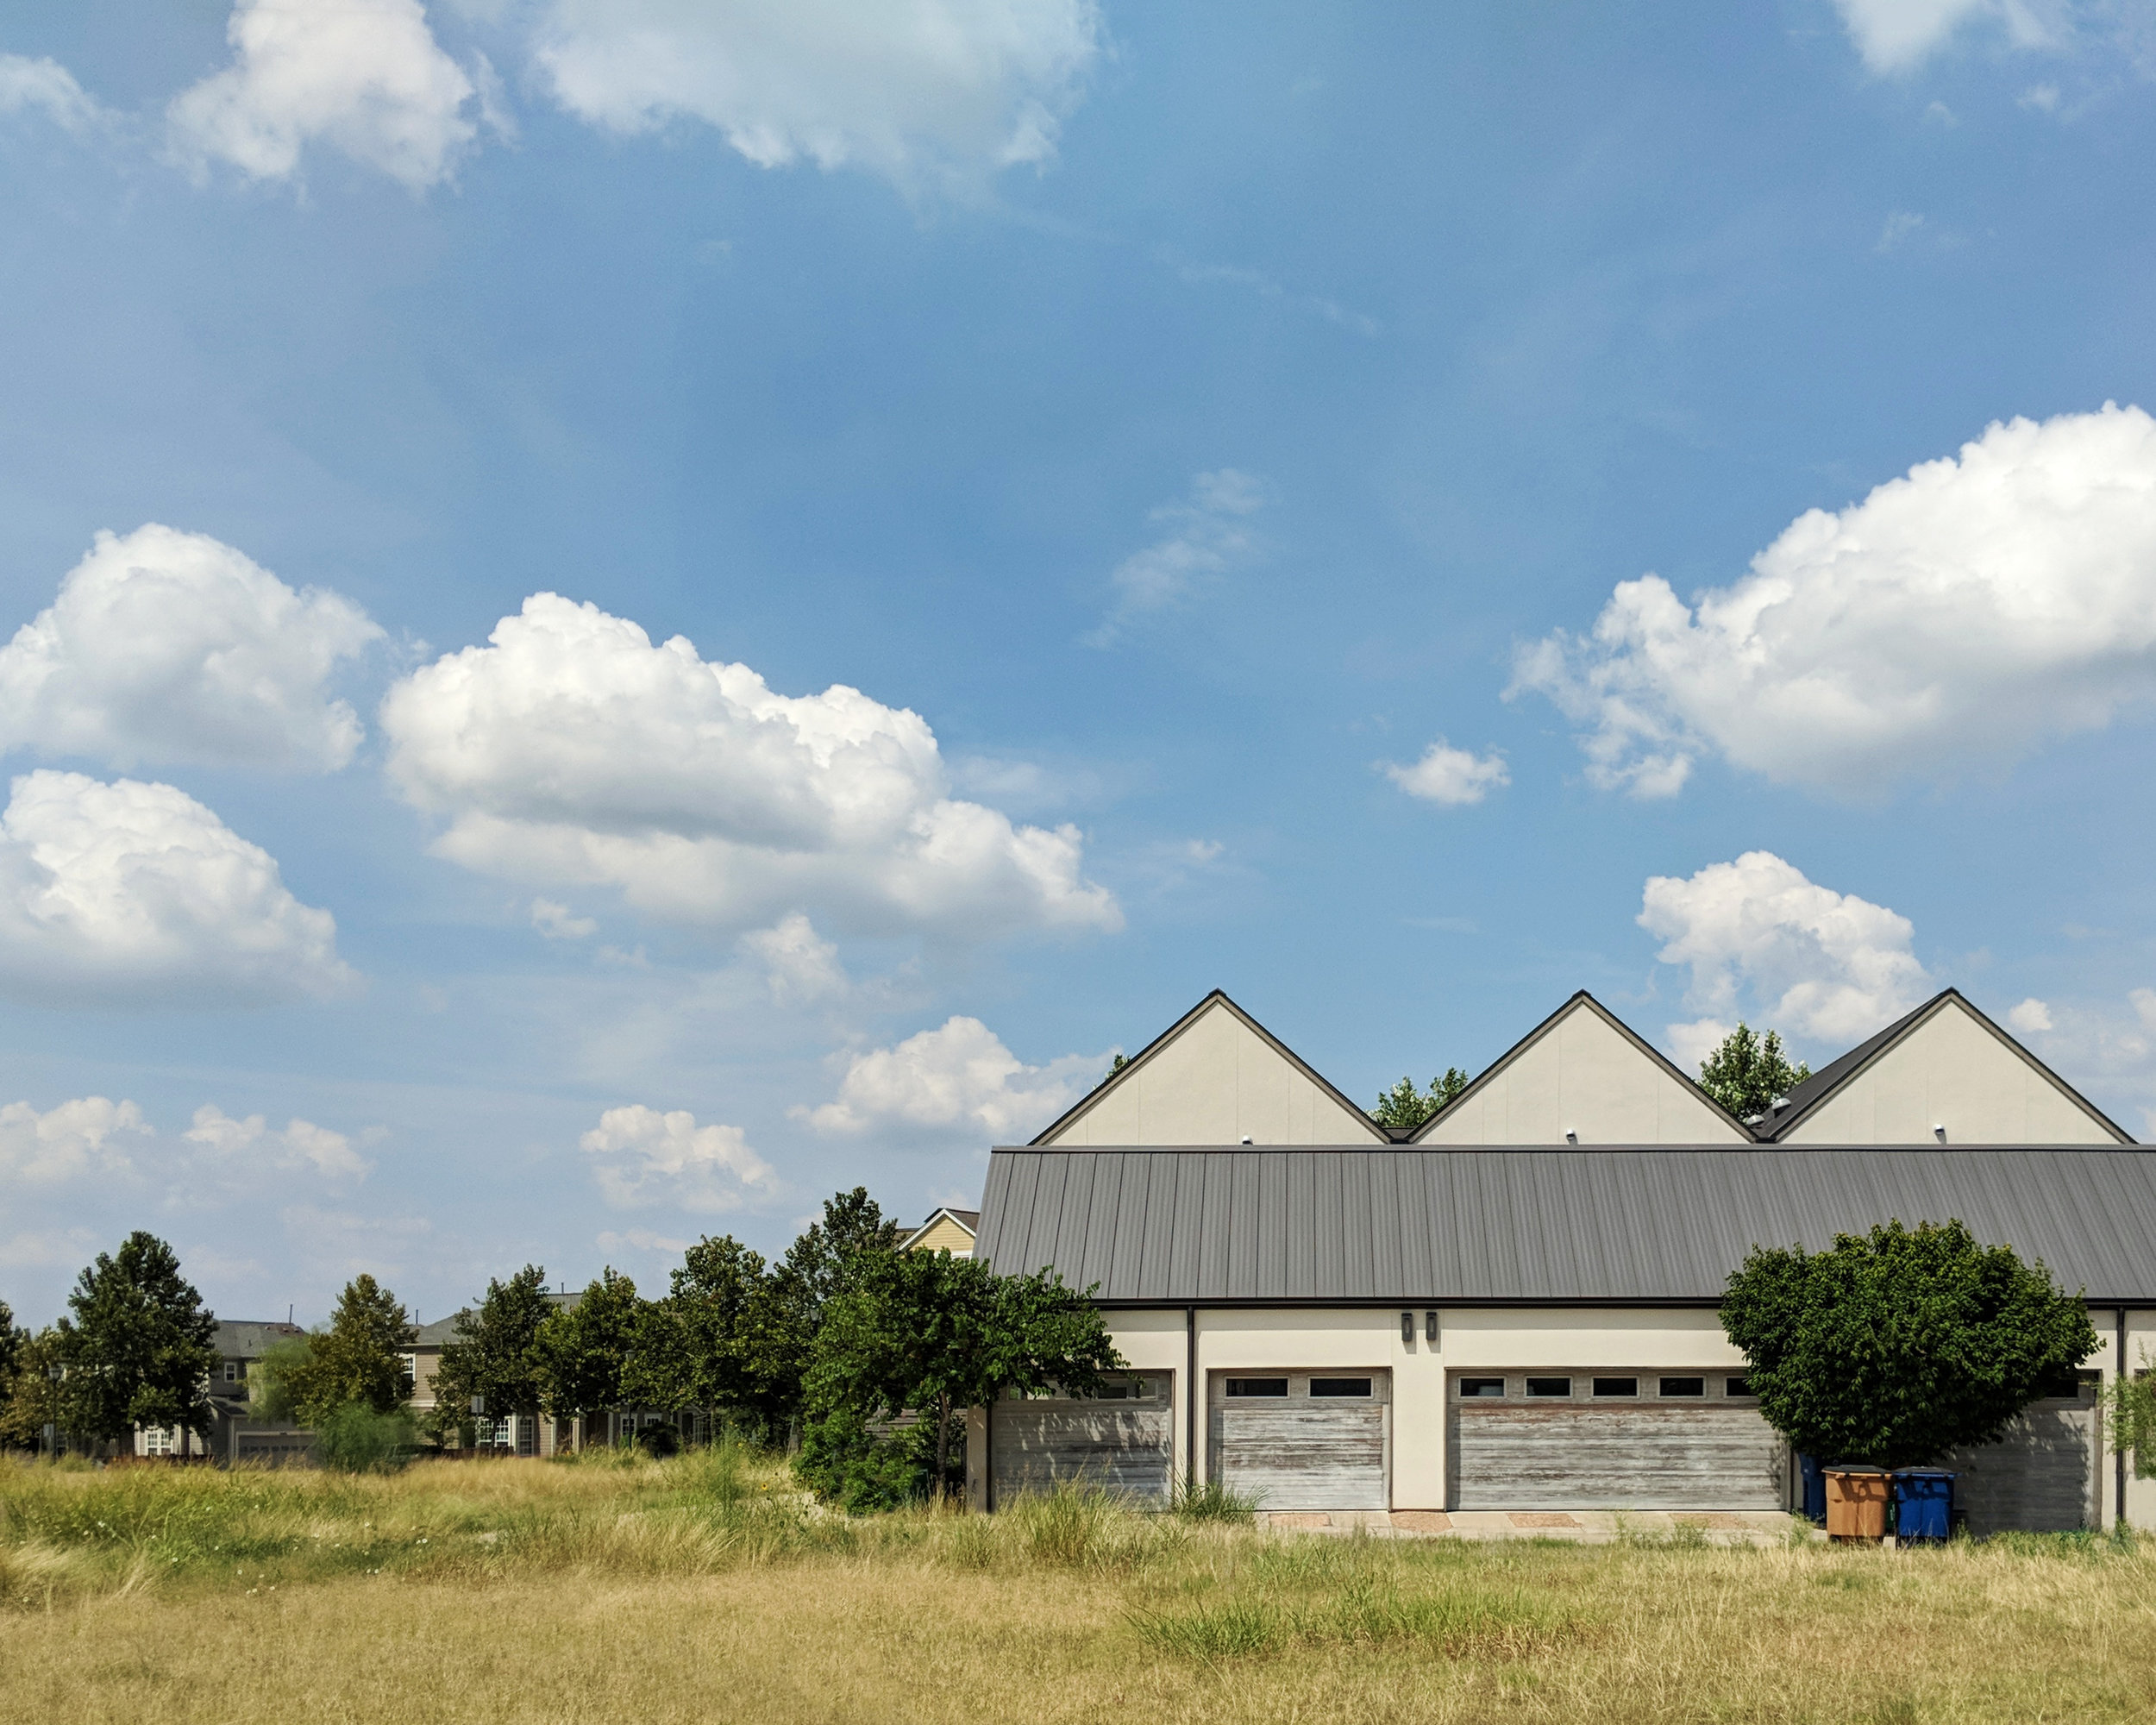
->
[1254,1508,1808,1546]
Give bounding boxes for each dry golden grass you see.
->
[5,1452,2155,1723]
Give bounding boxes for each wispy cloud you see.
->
[1087,470,1265,645]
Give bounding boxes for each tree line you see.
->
[0,1189,1119,1508]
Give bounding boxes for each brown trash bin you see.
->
[1824,1467,1890,1542]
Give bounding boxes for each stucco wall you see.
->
[1062,1306,1750,1514]
[1420,1003,1746,1145]
[1044,1001,1382,1146]
[1784,1001,2122,1145]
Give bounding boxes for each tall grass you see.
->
[7,1455,2156,1722]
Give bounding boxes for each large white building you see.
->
[965,988,2156,1534]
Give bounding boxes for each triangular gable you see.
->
[1765,989,2132,1145]
[1032,990,1386,1146]
[901,1208,980,1256]
[1412,991,1752,1145]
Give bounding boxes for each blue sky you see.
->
[4,0,2156,1327]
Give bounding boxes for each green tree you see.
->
[247,1334,313,1425]
[61,1232,219,1450]
[0,1327,69,1452]
[0,1297,20,1415]
[426,1264,551,1448]
[625,1238,793,1439]
[2108,1353,2156,1479]
[799,1247,1122,1510]
[1720,1219,2098,1468]
[279,1275,417,1422]
[755,1189,906,1440]
[1697,1022,1811,1121]
[1370,1068,1470,1131]
[538,1268,644,1439]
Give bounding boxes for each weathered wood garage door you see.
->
[1207,1371,1389,1512]
[992,1373,1173,1507]
[1944,1383,2100,1534]
[1447,1371,1783,1510]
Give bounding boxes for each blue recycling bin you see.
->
[1891,1469,1955,1542]
[1798,1453,1826,1524]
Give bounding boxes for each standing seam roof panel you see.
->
[975,1145,2156,1303]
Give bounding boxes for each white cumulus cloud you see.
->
[1089,470,1264,644]
[580,1103,776,1211]
[0,53,107,131]
[2009,996,2054,1033]
[0,525,380,773]
[168,0,479,190]
[1833,0,2055,72]
[530,897,597,939]
[1639,851,1932,1068]
[0,1096,151,1186]
[805,1014,1109,1140]
[185,1104,370,1181]
[1383,739,1509,807]
[1514,405,2156,799]
[742,911,848,1003]
[530,0,1102,191]
[379,593,1119,941]
[0,770,352,1006]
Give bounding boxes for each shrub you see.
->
[313,1404,417,1474]
[636,1425,680,1459]
[1721,1219,2097,1468]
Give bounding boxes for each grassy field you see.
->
[4,1450,2154,1724]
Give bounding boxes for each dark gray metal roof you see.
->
[975,1145,2156,1305]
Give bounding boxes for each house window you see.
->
[1726,1376,1754,1397]
[1310,1377,1372,1398]
[1659,1377,1706,1398]
[142,1427,174,1455]
[1592,1377,1638,1398]
[1225,1377,1288,1398]
[223,1361,239,1383]
[401,1354,417,1385]
[1525,1377,1572,1398]
[1458,1377,1506,1398]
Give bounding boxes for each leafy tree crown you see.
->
[1370,1068,1470,1131]
[62,1231,219,1442]
[278,1274,417,1423]
[1697,1022,1810,1121]
[1720,1218,2097,1468]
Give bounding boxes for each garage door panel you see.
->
[1942,1394,2097,1535]
[993,1402,1172,1503]
[1448,1377,1783,1511]
[1213,1402,1387,1512]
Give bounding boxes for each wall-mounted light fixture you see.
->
[1933,1124,1946,1144]
[1564,1129,1578,1144]
[1425,1310,1438,1345]
[1401,1311,1414,1346]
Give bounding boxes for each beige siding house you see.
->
[902,1208,979,1257]
[967,988,2156,1535]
